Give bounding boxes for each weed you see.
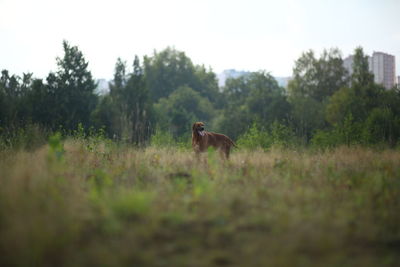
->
[0,141,399,266]
[48,132,65,162]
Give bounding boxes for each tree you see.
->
[94,56,153,144]
[144,47,195,102]
[325,86,356,125]
[28,78,53,126]
[91,94,117,138]
[107,58,129,140]
[289,48,348,102]
[223,74,252,105]
[193,65,221,105]
[0,70,36,127]
[323,47,400,147]
[143,47,220,103]
[363,107,400,146]
[50,40,97,130]
[326,47,383,126]
[351,47,374,88]
[109,58,127,98]
[154,85,214,139]
[17,73,34,122]
[0,70,19,126]
[218,71,290,140]
[245,71,290,125]
[125,56,153,144]
[288,48,348,142]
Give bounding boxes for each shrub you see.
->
[0,123,49,151]
[237,122,271,150]
[269,121,295,148]
[150,127,175,147]
[311,114,362,148]
[362,108,400,147]
[237,121,295,150]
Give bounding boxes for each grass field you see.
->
[0,138,399,267]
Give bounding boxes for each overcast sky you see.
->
[1,0,399,79]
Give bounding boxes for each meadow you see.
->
[0,136,399,267]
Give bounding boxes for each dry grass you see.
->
[0,139,399,267]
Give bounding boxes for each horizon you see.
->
[1,0,399,80]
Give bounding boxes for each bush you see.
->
[311,114,362,148]
[150,127,175,147]
[362,108,400,147]
[269,121,295,148]
[237,122,295,150]
[311,129,340,148]
[237,122,270,150]
[0,124,49,151]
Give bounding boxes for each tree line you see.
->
[1,41,400,148]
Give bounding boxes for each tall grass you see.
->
[0,137,399,266]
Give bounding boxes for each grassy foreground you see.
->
[0,139,400,267]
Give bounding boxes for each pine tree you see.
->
[51,40,97,130]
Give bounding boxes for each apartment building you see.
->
[369,52,396,89]
[343,55,354,77]
[343,51,396,89]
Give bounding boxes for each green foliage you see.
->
[237,121,294,150]
[88,169,113,197]
[311,129,339,148]
[2,143,400,266]
[71,123,111,155]
[72,122,86,139]
[245,71,291,124]
[237,123,270,150]
[48,132,65,161]
[362,108,400,146]
[2,43,400,148]
[215,105,250,141]
[312,114,362,148]
[0,70,36,127]
[154,85,214,138]
[269,120,296,147]
[144,47,220,103]
[321,47,400,148]
[337,113,362,146]
[0,124,48,151]
[150,127,175,147]
[50,40,97,130]
[325,86,356,125]
[91,94,117,137]
[111,191,154,219]
[94,56,153,144]
[289,95,325,142]
[289,48,348,102]
[219,71,290,140]
[288,48,348,143]
[351,47,375,88]
[0,41,97,133]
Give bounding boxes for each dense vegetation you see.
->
[1,42,400,266]
[1,41,400,149]
[0,137,399,266]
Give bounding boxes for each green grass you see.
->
[0,139,400,267]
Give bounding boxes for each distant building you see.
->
[369,52,396,89]
[217,69,251,87]
[96,79,110,95]
[217,69,291,88]
[398,76,400,87]
[343,51,396,90]
[275,76,292,88]
[343,55,355,77]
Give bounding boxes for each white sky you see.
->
[1,0,399,79]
